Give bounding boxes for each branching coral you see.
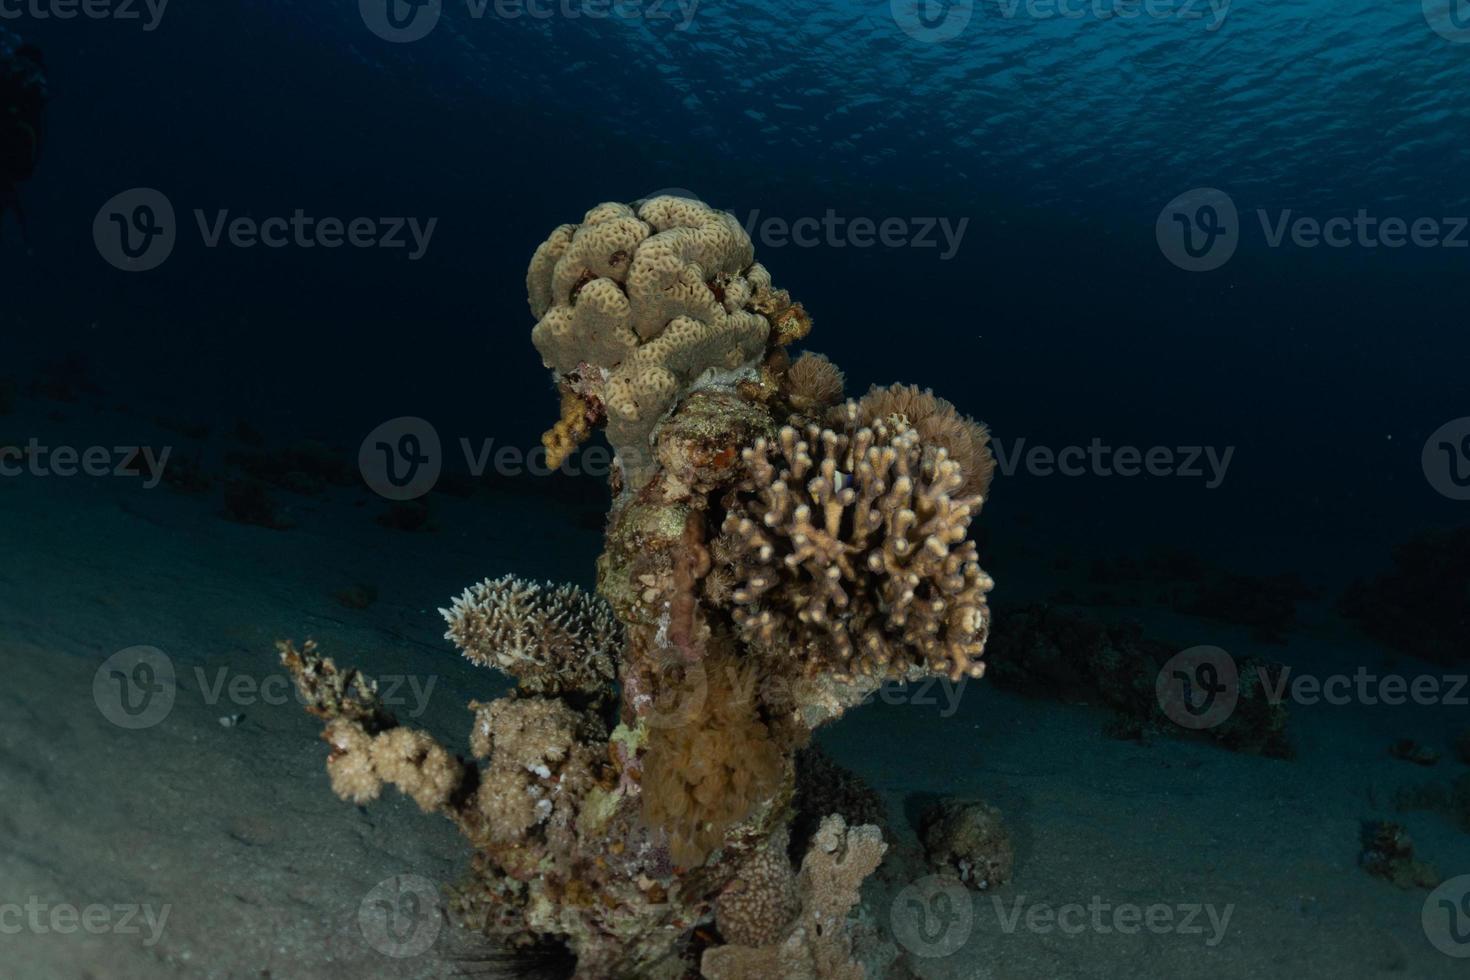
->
[441,575,620,696]
[715,407,993,681]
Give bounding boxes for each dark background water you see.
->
[4,0,1468,583]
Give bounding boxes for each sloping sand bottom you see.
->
[1,404,1466,979]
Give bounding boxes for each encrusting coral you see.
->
[701,815,887,980]
[280,196,995,978]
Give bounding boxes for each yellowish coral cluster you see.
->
[716,407,994,682]
[467,696,607,847]
[285,196,999,979]
[440,575,620,695]
[639,653,789,866]
[528,196,803,485]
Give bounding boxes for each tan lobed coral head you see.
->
[527,196,805,487]
[715,407,993,682]
[441,575,620,696]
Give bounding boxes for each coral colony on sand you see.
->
[280,196,996,978]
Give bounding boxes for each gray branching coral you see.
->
[441,575,620,695]
[716,405,994,682]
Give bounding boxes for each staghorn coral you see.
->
[441,574,620,696]
[716,407,993,682]
[701,815,886,980]
[528,196,806,487]
[283,197,997,978]
[853,383,995,500]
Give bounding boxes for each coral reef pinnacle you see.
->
[282,197,996,978]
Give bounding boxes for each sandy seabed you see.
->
[1,401,1467,980]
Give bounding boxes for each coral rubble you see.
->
[281,196,996,977]
[1359,821,1440,890]
[1340,526,1470,665]
[916,797,1013,890]
[988,602,1292,757]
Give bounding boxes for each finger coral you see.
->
[441,575,620,696]
[716,407,994,681]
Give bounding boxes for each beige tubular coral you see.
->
[283,196,996,979]
[528,195,807,486]
[715,406,994,682]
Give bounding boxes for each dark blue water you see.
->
[4,2,1467,593]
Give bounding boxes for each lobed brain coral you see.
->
[527,196,806,484]
[715,404,993,682]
